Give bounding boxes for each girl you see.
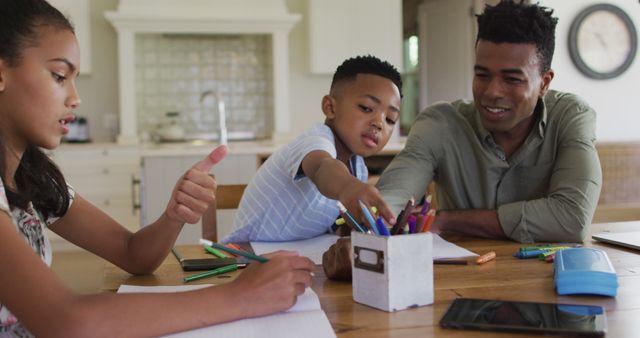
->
[0,1,314,337]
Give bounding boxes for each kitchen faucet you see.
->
[199,90,228,145]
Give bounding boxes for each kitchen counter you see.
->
[58,137,407,158]
[142,137,407,157]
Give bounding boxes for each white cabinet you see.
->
[308,0,404,73]
[141,153,258,245]
[47,145,141,250]
[47,0,91,74]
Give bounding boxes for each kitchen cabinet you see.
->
[141,153,259,245]
[48,145,141,250]
[47,0,91,74]
[308,0,403,74]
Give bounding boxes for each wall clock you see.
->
[568,4,637,79]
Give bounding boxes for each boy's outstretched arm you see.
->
[301,150,396,226]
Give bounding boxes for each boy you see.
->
[224,55,401,242]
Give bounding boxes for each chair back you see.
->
[202,184,247,242]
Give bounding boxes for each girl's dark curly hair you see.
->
[0,0,75,219]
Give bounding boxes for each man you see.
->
[324,0,601,279]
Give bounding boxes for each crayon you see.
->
[204,245,228,258]
[519,245,571,252]
[513,249,549,259]
[476,251,496,264]
[200,239,268,263]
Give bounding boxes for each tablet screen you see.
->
[440,298,606,337]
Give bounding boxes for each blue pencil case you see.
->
[554,248,618,297]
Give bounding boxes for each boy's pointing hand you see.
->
[339,181,396,230]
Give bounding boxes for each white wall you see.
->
[539,0,640,142]
[285,0,333,135]
[74,0,119,143]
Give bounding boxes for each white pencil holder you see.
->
[351,231,434,312]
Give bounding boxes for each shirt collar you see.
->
[474,95,548,144]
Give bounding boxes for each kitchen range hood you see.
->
[105,0,300,144]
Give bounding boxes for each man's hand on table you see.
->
[322,237,353,281]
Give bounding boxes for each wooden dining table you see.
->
[101,221,640,337]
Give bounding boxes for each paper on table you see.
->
[165,311,334,338]
[251,234,340,264]
[117,285,335,338]
[432,234,478,259]
[117,284,211,293]
[250,233,476,263]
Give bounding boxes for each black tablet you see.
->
[440,298,606,337]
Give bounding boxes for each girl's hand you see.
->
[229,252,315,318]
[165,145,228,224]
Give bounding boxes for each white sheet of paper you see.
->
[163,310,335,338]
[432,234,478,259]
[117,284,211,293]
[117,285,321,314]
[117,285,335,338]
[251,234,340,264]
[250,233,476,263]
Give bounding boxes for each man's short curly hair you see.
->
[476,0,558,74]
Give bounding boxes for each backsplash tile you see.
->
[135,34,273,140]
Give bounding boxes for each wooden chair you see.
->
[201,184,247,242]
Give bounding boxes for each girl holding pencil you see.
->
[0,1,314,337]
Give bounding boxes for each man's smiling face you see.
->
[472,40,553,138]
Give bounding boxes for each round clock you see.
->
[568,4,638,79]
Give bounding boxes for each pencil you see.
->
[184,264,238,282]
[391,197,414,235]
[397,196,415,228]
[407,214,417,234]
[434,258,468,265]
[420,194,432,215]
[358,200,380,235]
[421,209,436,232]
[375,216,390,236]
[199,239,269,263]
[337,201,367,233]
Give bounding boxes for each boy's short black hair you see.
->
[330,55,403,96]
[476,0,558,74]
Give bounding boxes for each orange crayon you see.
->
[476,251,496,264]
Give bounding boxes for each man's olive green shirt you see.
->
[376,90,602,243]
